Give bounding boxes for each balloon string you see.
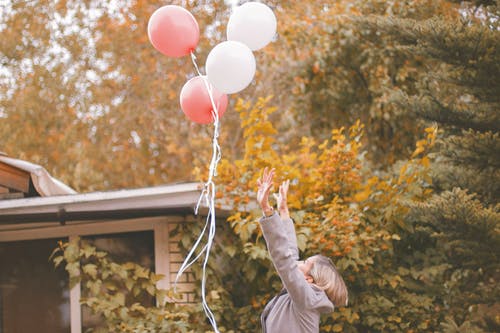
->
[173,51,222,333]
[191,51,203,77]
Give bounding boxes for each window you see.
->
[0,216,195,333]
[0,238,70,333]
[81,231,155,332]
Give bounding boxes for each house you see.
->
[0,154,229,333]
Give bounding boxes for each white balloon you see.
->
[206,41,256,94]
[227,2,277,51]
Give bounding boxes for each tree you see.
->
[358,1,500,331]
[1,0,462,190]
[0,0,231,191]
[252,0,458,165]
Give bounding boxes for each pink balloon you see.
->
[180,76,229,124]
[148,5,199,58]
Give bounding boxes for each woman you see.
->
[256,167,348,333]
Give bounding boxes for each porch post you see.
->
[154,220,171,305]
[69,235,82,333]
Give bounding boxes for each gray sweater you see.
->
[259,213,334,333]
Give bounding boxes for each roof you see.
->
[0,154,76,198]
[0,182,214,224]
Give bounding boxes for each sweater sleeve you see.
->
[281,217,299,261]
[260,212,320,310]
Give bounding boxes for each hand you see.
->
[257,167,275,216]
[274,180,290,219]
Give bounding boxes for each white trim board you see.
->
[0,183,203,214]
[0,216,188,242]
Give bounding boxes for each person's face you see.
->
[297,256,315,283]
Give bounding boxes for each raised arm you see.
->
[257,169,320,310]
[259,213,321,310]
[274,179,299,261]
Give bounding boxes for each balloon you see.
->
[227,2,277,51]
[180,76,229,124]
[148,5,199,58]
[206,41,256,94]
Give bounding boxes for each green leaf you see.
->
[48,244,62,261]
[297,233,308,251]
[125,278,135,291]
[150,273,165,284]
[65,262,80,277]
[113,292,125,307]
[69,276,81,289]
[64,242,80,262]
[86,280,102,295]
[81,245,97,259]
[146,284,156,296]
[83,264,98,279]
[53,255,64,268]
[119,307,129,320]
[224,245,237,258]
[134,266,150,279]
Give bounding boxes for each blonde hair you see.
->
[309,255,348,307]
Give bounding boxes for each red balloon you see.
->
[180,76,228,124]
[148,5,199,58]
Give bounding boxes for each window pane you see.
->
[81,231,154,332]
[0,238,70,333]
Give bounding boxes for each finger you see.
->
[266,181,273,191]
[267,168,275,182]
[274,193,281,210]
[266,183,275,196]
[261,167,267,182]
[263,168,270,183]
[280,181,286,194]
[284,180,290,193]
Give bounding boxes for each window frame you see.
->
[0,215,185,333]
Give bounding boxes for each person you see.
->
[256,167,348,333]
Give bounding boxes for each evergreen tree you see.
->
[269,0,456,165]
[360,1,499,331]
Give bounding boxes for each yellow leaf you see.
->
[398,163,408,184]
[421,156,430,167]
[412,146,425,158]
[354,188,371,202]
[333,324,343,332]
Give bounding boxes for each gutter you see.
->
[0,206,198,224]
[0,183,214,224]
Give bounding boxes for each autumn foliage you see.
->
[202,97,437,332]
[3,0,498,332]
